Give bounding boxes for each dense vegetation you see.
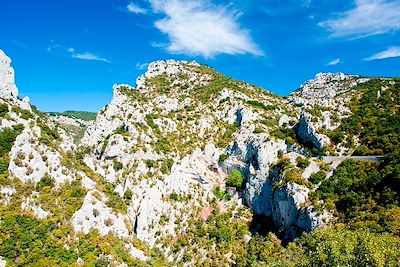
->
[48,110,97,121]
[311,146,399,234]
[328,78,400,155]
[0,66,399,266]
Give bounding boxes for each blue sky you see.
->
[1,0,399,112]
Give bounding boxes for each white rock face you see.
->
[295,113,330,150]
[71,190,129,238]
[9,126,74,185]
[0,256,6,267]
[125,244,148,261]
[0,186,16,205]
[135,60,200,90]
[0,50,18,100]
[290,73,362,106]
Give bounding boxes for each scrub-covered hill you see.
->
[0,50,399,266]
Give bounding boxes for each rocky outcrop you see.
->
[289,72,368,107]
[0,50,343,265]
[9,126,75,185]
[295,113,330,150]
[135,59,208,90]
[0,50,18,100]
[0,50,32,111]
[71,190,130,238]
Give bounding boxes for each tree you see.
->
[227,170,244,189]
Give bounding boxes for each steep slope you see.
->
[79,60,331,251]
[0,50,153,266]
[0,50,399,266]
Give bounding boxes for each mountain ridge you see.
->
[0,49,399,266]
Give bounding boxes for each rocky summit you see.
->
[0,50,399,266]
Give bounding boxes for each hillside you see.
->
[0,50,399,266]
[47,111,97,122]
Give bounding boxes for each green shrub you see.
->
[161,158,174,174]
[145,160,154,168]
[253,127,264,134]
[0,159,9,174]
[271,127,297,145]
[114,126,129,135]
[247,100,277,111]
[212,187,231,201]
[309,170,326,184]
[113,161,123,171]
[0,124,24,157]
[38,122,60,146]
[36,174,55,190]
[145,114,159,131]
[124,190,133,202]
[218,154,229,163]
[298,228,400,267]
[226,170,244,189]
[154,138,171,154]
[170,192,179,201]
[296,156,310,169]
[353,145,369,156]
[0,103,8,117]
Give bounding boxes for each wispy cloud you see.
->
[136,62,149,70]
[10,39,28,49]
[364,46,400,61]
[145,0,262,58]
[319,0,400,39]
[47,42,110,63]
[327,58,342,65]
[127,2,147,14]
[72,52,111,63]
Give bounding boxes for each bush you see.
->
[226,170,244,189]
[0,103,8,117]
[298,228,400,267]
[114,126,129,135]
[154,138,171,154]
[353,145,369,156]
[218,154,229,163]
[212,187,231,201]
[36,174,55,190]
[144,114,159,132]
[170,192,179,201]
[161,158,174,174]
[296,156,310,169]
[0,159,9,174]
[145,160,154,168]
[0,124,24,157]
[309,170,326,184]
[253,127,264,134]
[38,122,60,146]
[246,100,277,111]
[113,161,123,171]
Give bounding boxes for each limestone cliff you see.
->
[0,49,389,266]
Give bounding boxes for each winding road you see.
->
[316,156,385,163]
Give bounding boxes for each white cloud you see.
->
[364,46,400,61]
[136,62,149,70]
[127,2,147,14]
[47,42,110,63]
[147,0,262,58]
[319,0,400,39]
[72,52,111,63]
[327,58,342,65]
